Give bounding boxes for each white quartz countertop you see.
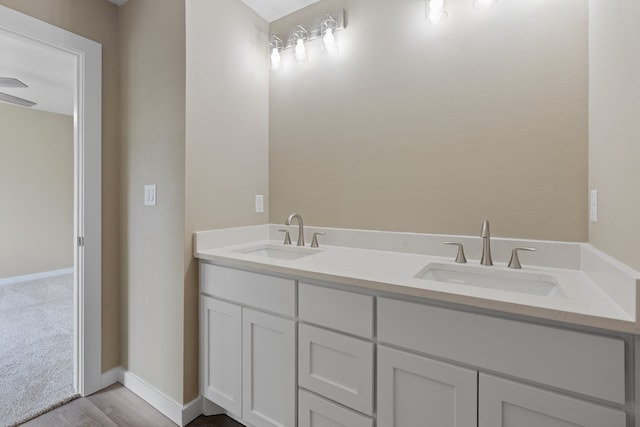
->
[194,225,640,334]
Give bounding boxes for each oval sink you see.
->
[415,263,566,298]
[234,243,321,260]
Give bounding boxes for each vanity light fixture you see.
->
[473,0,498,9]
[293,25,309,63]
[268,9,345,70]
[270,35,283,71]
[321,14,339,54]
[428,0,448,24]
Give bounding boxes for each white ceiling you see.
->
[0,32,75,116]
[107,0,321,22]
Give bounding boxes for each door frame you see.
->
[0,5,102,396]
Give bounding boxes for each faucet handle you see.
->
[311,232,326,248]
[443,242,467,263]
[508,247,536,269]
[278,229,292,245]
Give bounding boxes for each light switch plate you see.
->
[145,184,157,206]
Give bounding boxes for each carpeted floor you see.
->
[0,273,76,427]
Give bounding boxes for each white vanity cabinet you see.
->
[200,262,630,427]
[377,345,477,427]
[200,263,296,427]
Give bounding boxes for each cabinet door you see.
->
[479,374,626,427]
[299,324,374,415]
[242,308,296,427]
[299,389,373,427]
[377,346,477,427]
[201,297,242,416]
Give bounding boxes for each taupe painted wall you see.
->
[0,0,121,371]
[588,0,640,272]
[119,0,186,403]
[270,0,588,241]
[185,0,269,401]
[0,103,73,278]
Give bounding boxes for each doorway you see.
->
[0,3,102,420]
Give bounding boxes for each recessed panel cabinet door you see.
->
[479,374,626,427]
[201,297,242,416]
[377,346,477,427]
[242,308,296,427]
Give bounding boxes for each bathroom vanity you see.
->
[195,224,640,427]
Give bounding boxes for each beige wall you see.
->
[185,0,269,401]
[0,0,121,371]
[119,0,186,403]
[270,0,588,241]
[0,104,73,278]
[588,0,640,272]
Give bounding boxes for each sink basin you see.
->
[234,243,321,260]
[415,263,566,298]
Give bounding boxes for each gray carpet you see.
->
[0,273,76,427]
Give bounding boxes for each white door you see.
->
[242,308,295,427]
[0,5,102,397]
[479,374,626,427]
[201,297,242,416]
[377,345,477,427]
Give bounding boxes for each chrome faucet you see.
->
[480,220,493,266]
[285,213,305,246]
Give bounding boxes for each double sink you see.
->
[234,243,566,299]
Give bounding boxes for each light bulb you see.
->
[428,0,447,23]
[270,47,281,70]
[295,38,307,62]
[473,0,497,9]
[323,27,338,54]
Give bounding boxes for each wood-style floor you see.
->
[21,384,244,427]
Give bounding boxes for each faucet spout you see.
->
[480,220,493,266]
[285,213,305,246]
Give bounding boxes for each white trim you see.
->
[0,5,102,397]
[0,267,73,286]
[181,396,204,426]
[101,367,203,426]
[100,366,123,390]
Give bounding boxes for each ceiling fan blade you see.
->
[0,77,28,88]
[0,92,37,107]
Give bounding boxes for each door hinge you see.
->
[78,236,85,247]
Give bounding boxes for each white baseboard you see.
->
[0,267,73,286]
[100,367,202,426]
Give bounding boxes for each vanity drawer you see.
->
[299,324,374,415]
[200,263,295,316]
[298,389,373,427]
[299,283,373,338]
[377,297,626,405]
